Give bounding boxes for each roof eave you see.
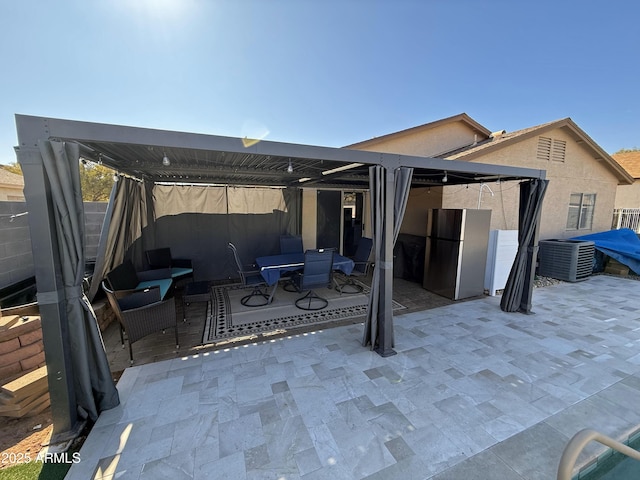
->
[344,113,491,149]
[450,118,634,185]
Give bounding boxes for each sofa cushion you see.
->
[146,248,173,269]
[106,260,139,291]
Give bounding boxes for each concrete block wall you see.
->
[0,201,107,291]
[0,202,34,289]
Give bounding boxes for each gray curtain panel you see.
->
[500,178,549,313]
[394,167,413,243]
[92,181,300,286]
[362,166,413,351]
[363,166,384,349]
[38,140,120,420]
[87,181,119,301]
[148,185,299,281]
[88,176,152,300]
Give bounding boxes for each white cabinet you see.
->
[484,230,518,296]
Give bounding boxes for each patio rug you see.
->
[202,279,405,343]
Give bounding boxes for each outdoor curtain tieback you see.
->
[65,286,84,300]
[37,286,85,305]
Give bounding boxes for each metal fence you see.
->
[612,208,640,233]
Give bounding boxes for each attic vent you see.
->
[551,139,566,162]
[537,137,552,160]
[537,136,566,162]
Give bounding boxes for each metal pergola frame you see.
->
[14,114,546,440]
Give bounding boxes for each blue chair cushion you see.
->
[170,267,193,279]
[136,278,172,300]
[245,273,266,286]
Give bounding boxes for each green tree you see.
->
[614,147,640,154]
[2,160,114,201]
[79,161,114,201]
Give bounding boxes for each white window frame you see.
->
[566,193,596,230]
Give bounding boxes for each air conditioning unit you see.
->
[537,239,595,282]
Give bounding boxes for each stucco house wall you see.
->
[350,116,630,240]
[399,187,444,236]
[440,179,521,230]
[612,152,640,209]
[449,128,621,239]
[614,183,640,209]
[347,114,491,158]
[352,122,483,158]
[0,169,25,201]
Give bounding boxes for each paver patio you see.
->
[69,274,640,479]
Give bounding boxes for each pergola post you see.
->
[15,144,81,442]
[375,166,397,357]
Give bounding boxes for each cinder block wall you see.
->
[0,201,107,291]
[0,202,34,289]
[0,202,113,385]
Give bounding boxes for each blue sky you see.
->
[1,0,638,167]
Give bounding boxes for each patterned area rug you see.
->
[202,279,404,343]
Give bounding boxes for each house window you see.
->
[566,193,595,230]
[537,137,566,162]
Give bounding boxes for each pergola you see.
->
[14,114,547,442]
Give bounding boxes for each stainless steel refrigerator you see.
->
[422,209,491,300]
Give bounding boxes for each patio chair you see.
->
[335,237,374,294]
[227,242,271,307]
[279,234,304,254]
[290,249,334,311]
[102,281,178,365]
[145,247,193,283]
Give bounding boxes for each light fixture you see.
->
[162,152,170,166]
[298,177,312,183]
[287,159,293,174]
[442,171,448,183]
[321,163,364,176]
[113,173,119,182]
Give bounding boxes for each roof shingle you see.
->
[612,151,640,179]
[443,119,563,159]
[0,168,24,186]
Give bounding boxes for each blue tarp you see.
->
[571,228,640,275]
